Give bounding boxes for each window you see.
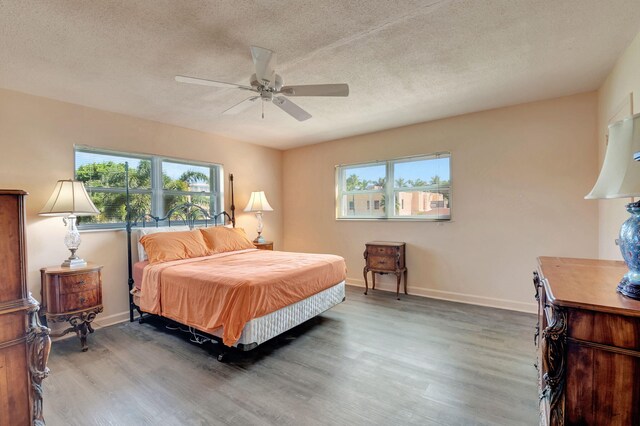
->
[336,153,450,220]
[75,147,222,228]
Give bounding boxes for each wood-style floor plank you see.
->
[43,286,538,425]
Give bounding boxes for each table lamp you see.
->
[243,191,273,243]
[585,113,640,299]
[39,180,100,267]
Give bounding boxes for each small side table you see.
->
[363,241,407,300]
[40,263,103,351]
[254,241,274,250]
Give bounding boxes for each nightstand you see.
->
[40,263,103,351]
[363,241,407,300]
[254,241,274,250]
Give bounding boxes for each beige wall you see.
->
[283,93,599,312]
[597,31,640,260]
[0,88,283,325]
[0,78,609,317]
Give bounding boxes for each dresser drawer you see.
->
[367,245,398,256]
[59,272,99,294]
[59,289,100,312]
[368,255,397,271]
[568,309,640,350]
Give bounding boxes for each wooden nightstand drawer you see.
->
[367,246,398,256]
[368,255,395,271]
[59,289,100,312]
[59,273,98,294]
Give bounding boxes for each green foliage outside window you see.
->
[75,150,218,226]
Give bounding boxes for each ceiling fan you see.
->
[175,46,349,121]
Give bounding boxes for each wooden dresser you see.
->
[0,190,50,425]
[535,257,640,425]
[363,241,407,299]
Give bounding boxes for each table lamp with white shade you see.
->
[244,191,273,243]
[585,113,640,299]
[39,179,100,268]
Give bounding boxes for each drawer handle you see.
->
[79,297,86,303]
[77,280,86,285]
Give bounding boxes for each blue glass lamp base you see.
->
[617,201,640,301]
[618,277,640,300]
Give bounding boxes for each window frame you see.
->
[335,152,451,221]
[74,146,224,230]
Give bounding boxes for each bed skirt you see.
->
[229,280,345,349]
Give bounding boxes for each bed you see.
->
[126,173,346,360]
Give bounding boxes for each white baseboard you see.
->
[346,278,537,314]
[93,311,135,328]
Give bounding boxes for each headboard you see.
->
[125,166,236,322]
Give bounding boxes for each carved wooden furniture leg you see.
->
[541,305,567,425]
[396,272,401,300]
[78,322,90,352]
[403,268,408,295]
[363,248,369,295]
[27,296,51,426]
[372,271,376,290]
[50,307,102,351]
[363,266,369,295]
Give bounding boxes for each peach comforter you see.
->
[139,249,346,346]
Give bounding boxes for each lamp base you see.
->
[62,247,86,268]
[254,235,266,244]
[618,277,640,300]
[617,201,640,300]
[61,257,87,268]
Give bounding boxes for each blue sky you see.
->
[346,157,450,182]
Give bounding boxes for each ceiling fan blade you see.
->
[250,46,276,87]
[280,84,349,97]
[175,75,254,91]
[273,97,312,121]
[222,96,260,115]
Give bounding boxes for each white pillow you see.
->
[136,226,190,262]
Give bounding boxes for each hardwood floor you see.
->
[43,286,538,425]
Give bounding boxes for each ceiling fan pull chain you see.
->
[262,99,264,119]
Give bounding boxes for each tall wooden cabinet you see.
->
[535,257,640,425]
[0,190,50,425]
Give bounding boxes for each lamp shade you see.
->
[586,114,640,200]
[39,180,100,216]
[243,191,273,212]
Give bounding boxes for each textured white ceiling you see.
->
[1,1,639,149]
